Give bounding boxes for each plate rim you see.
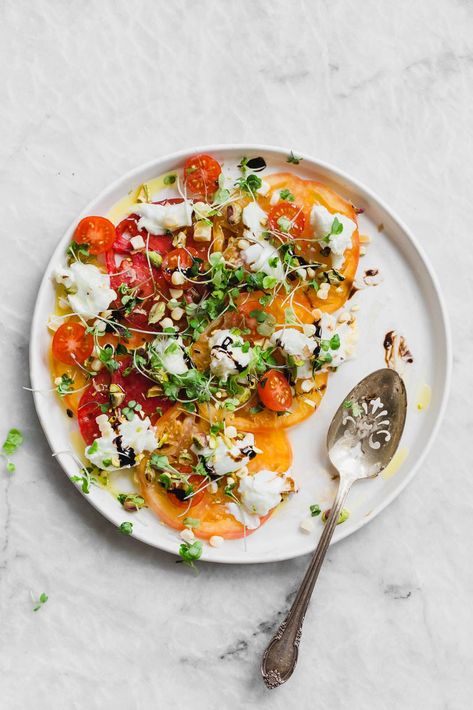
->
[29,143,452,564]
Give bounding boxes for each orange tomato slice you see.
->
[259,173,360,313]
[228,371,328,432]
[137,429,293,539]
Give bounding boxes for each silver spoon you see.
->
[261,368,407,689]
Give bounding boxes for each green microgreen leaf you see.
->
[178,540,203,568]
[287,151,303,164]
[32,592,48,612]
[119,521,133,535]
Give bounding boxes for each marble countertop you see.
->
[1,0,471,708]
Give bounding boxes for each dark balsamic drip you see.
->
[245,157,266,172]
[241,447,257,460]
[383,331,394,350]
[114,436,136,467]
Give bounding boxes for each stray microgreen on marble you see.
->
[2,428,23,473]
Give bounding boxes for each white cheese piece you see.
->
[193,220,212,242]
[310,205,356,270]
[85,413,157,470]
[47,314,63,332]
[208,329,252,382]
[319,312,358,367]
[85,414,120,470]
[270,190,281,206]
[238,469,296,516]
[191,432,256,477]
[271,328,318,380]
[242,201,268,241]
[119,414,157,454]
[300,517,315,533]
[241,241,284,280]
[130,200,193,235]
[257,181,270,197]
[193,201,213,219]
[152,334,189,375]
[226,502,261,530]
[130,235,146,250]
[55,262,117,320]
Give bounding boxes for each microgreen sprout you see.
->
[178,539,203,568]
[119,521,133,535]
[1,428,23,473]
[287,151,303,165]
[31,592,48,612]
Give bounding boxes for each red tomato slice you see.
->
[112,198,186,253]
[106,250,169,299]
[52,323,94,366]
[167,472,206,508]
[257,369,293,412]
[77,371,111,445]
[183,154,221,197]
[268,202,306,237]
[111,357,172,424]
[113,217,149,253]
[161,247,202,288]
[74,216,116,255]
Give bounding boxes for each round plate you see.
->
[30,145,451,564]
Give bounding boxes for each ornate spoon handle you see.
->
[261,476,353,689]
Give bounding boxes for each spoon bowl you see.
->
[327,368,407,480]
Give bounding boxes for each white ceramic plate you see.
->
[30,145,451,564]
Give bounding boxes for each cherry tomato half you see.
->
[183,154,221,197]
[257,369,293,412]
[74,216,116,255]
[167,473,207,508]
[52,322,94,366]
[161,247,202,288]
[268,202,306,238]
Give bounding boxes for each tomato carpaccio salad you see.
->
[49,152,360,550]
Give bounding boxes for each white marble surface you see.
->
[0,0,471,707]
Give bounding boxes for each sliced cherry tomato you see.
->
[257,369,293,412]
[161,247,202,288]
[111,358,172,424]
[167,472,206,508]
[52,323,94,366]
[74,216,116,255]
[77,371,111,445]
[229,372,328,432]
[268,202,306,237]
[183,154,221,197]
